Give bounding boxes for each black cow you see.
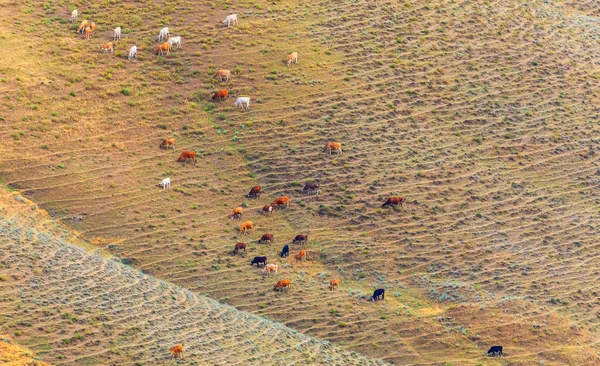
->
[487,346,503,357]
[372,288,385,301]
[302,183,320,195]
[250,256,267,267]
[280,244,289,258]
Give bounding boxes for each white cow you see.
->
[159,177,171,189]
[128,45,137,60]
[234,97,250,110]
[70,9,78,23]
[222,14,238,27]
[168,36,181,49]
[262,264,278,276]
[113,27,121,41]
[158,27,169,41]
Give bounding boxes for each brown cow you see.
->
[382,196,404,208]
[89,21,96,34]
[329,279,340,291]
[233,242,246,255]
[301,183,321,195]
[214,69,231,82]
[155,42,171,56]
[230,207,243,219]
[77,20,88,34]
[287,52,298,66]
[274,279,291,292]
[261,205,274,216]
[100,42,114,54]
[170,344,184,359]
[246,185,261,198]
[177,151,196,165]
[159,138,175,150]
[271,196,290,210]
[212,89,229,101]
[83,26,92,40]
[292,234,308,245]
[239,221,253,235]
[324,142,342,155]
[258,233,273,244]
[295,249,306,261]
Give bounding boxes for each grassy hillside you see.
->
[1,0,600,364]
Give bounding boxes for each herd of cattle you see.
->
[68,7,504,360]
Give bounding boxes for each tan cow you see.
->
[155,42,171,56]
[262,263,278,276]
[324,142,342,155]
[230,207,243,219]
[239,221,253,235]
[77,20,88,34]
[100,42,114,54]
[287,52,298,66]
[214,69,231,82]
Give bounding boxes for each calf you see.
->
[158,27,169,41]
[70,9,78,23]
[233,242,246,256]
[274,279,291,292]
[177,151,196,165]
[128,45,137,60]
[301,183,321,195]
[89,22,96,34]
[214,69,231,82]
[159,138,175,150]
[101,42,114,54]
[487,346,503,357]
[382,196,404,207]
[324,141,342,155]
[113,26,121,41]
[222,14,238,27]
[295,249,306,261]
[372,289,385,301]
[329,279,340,291]
[250,256,267,267]
[155,42,171,56]
[212,89,229,102]
[168,36,182,49]
[229,207,243,220]
[246,185,261,198]
[234,97,251,110]
[83,26,92,40]
[262,263,278,276]
[271,196,290,210]
[261,205,274,215]
[239,221,253,235]
[77,20,88,34]
[158,177,171,189]
[287,52,298,66]
[258,233,273,244]
[170,344,184,360]
[292,234,308,245]
[280,244,289,258]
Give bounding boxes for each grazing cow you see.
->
[158,177,171,189]
[89,22,96,34]
[158,27,169,41]
[170,344,184,359]
[271,196,290,210]
[287,52,298,66]
[113,26,121,41]
[234,97,250,110]
[258,233,273,244]
[250,256,267,267]
[262,263,278,276]
[381,196,404,207]
[70,9,78,23]
[487,346,503,357]
[261,205,274,215]
[274,279,291,292]
[83,26,92,40]
[77,20,88,34]
[295,249,306,261]
[229,207,243,220]
[246,185,261,198]
[239,221,253,235]
[214,69,231,82]
[292,234,308,245]
[212,89,229,102]
[100,42,114,54]
[168,36,181,49]
[324,142,342,155]
[330,279,340,291]
[233,242,247,255]
[372,289,385,301]
[177,151,196,165]
[128,45,137,60]
[159,138,175,150]
[222,14,238,27]
[301,183,321,195]
[155,42,171,56]
[280,244,289,258]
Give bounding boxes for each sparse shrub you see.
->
[121,89,131,96]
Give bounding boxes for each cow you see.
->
[274,279,291,292]
[83,26,92,40]
[324,142,342,155]
[233,242,246,256]
[271,196,290,210]
[280,244,289,258]
[487,346,503,357]
[301,183,320,195]
[329,279,340,291]
[212,89,229,102]
[90,22,96,34]
[177,151,196,165]
[159,138,175,150]
[158,27,169,41]
[70,9,78,23]
[214,69,231,82]
[382,196,404,207]
[261,205,274,216]
[250,256,267,267]
[372,289,385,301]
[230,207,243,220]
[77,20,88,34]
[295,249,306,261]
[170,344,184,359]
[287,52,298,66]
[292,234,308,245]
[246,185,261,198]
[128,45,137,60]
[158,177,171,189]
[113,26,121,41]
[168,36,181,49]
[100,42,114,54]
[239,221,253,235]
[222,14,238,27]
[262,263,278,276]
[155,42,171,56]
[258,233,273,244]
[234,97,250,110]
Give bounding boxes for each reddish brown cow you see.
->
[292,234,308,245]
[212,89,229,101]
[329,279,340,291]
[155,42,171,55]
[239,221,253,235]
[261,205,274,216]
[246,185,261,198]
[274,279,291,292]
[382,196,404,207]
[159,138,175,150]
[233,242,247,255]
[258,233,273,244]
[271,196,290,210]
[177,151,196,165]
[170,344,184,359]
[295,249,306,261]
[324,142,342,155]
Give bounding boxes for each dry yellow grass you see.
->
[0,335,51,365]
